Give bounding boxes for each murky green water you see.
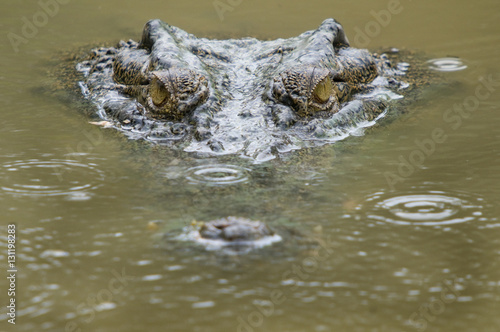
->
[1,0,500,331]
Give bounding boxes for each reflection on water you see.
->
[362,190,485,226]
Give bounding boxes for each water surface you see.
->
[1,0,499,331]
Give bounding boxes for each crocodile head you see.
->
[78,19,407,161]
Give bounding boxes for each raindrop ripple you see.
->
[427,57,467,72]
[185,164,251,186]
[363,191,484,226]
[1,159,105,199]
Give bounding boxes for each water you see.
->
[1,0,499,331]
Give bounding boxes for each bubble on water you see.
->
[363,190,484,226]
[427,58,467,72]
[184,164,251,186]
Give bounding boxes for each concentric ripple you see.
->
[185,164,251,186]
[1,159,104,199]
[427,57,467,72]
[363,191,484,226]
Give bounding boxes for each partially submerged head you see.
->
[79,18,406,159]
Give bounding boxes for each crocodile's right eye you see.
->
[150,76,171,106]
[146,69,209,118]
[312,76,333,104]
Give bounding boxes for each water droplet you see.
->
[40,249,70,258]
[142,274,162,281]
[94,302,117,311]
[192,301,215,309]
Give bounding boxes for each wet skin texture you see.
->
[77,18,409,161]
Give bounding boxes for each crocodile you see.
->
[76,18,414,162]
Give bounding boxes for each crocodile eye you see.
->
[145,69,209,119]
[272,66,340,117]
[150,76,170,106]
[312,76,333,103]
